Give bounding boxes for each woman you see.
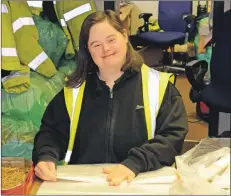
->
[32,10,188,186]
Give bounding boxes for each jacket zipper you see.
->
[105,88,113,162]
[110,88,113,99]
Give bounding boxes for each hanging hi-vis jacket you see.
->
[2,65,30,94]
[62,1,97,51]
[9,1,57,78]
[1,1,20,71]
[27,1,43,16]
[1,1,30,93]
[53,1,75,59]
[62,64,175,164]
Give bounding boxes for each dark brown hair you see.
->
[66,10,143,88]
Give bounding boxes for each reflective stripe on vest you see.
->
[60,19,67,27]
[1,4,8,13]
[28,51,49,71]
[63,3,92,22]
[2,48,18,56]
[1,72,29,83]
[27,1,43,8]
[12,17,35,33]
[63,64,174,164]
[63,81,86,164]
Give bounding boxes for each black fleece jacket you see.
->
[32,69,188,175]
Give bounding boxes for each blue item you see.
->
[138,1,195,72]
[202,9,231,112]
[139,1,193,48]
[185,2,231,137]
[139,31,185,46]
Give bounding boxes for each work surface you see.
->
[30,139,230,195]
[33,180,173,195]
[31,165,177,195]
[30,140,199,195]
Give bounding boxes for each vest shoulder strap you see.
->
[141,64,175,140]
[157,72,175,115]
[63,81,86,164]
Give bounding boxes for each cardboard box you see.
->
[182,139,200,154]
[1,157,34,195]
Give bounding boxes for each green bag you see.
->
[33,14,68,66]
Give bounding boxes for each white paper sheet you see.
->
[37,164,177,195]
[37,181,173,195]
[56,164,178,184]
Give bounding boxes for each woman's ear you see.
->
[122,29,128,43]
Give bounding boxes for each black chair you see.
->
[185,1,231,137]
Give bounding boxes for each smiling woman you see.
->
[32,10,188,187]
[66,10,143,88]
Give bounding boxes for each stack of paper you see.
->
[37,164,178,195]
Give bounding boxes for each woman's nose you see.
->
[102,43,111,52]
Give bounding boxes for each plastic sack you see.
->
[2,60,77,128]
[194,17,212,77]
[33,14,68,66]
[169,138,230,195]
[1,116,38,145]
[2,71,64,128]
[58,58,78,75]
[2,143,34,161]
[211,164,230,189]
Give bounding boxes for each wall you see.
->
[129,1,158,35]
[95,0,104,11]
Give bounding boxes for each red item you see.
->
[1,157,35,195]
[200,101,209,114]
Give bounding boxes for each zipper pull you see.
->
[110,88,113,99]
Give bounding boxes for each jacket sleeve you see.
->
[121,82,188,175]
[32,89,70,166]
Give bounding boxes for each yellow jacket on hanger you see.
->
[62,0,97,51]
[54,1,75,59]
[1,0,30,93]
[1,0,20,71]
[9,1,57,78]
[2,65,31,94]
[27,0,43,16]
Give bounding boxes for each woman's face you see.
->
[87,21,128,71]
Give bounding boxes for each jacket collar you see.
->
[87,69,139,94]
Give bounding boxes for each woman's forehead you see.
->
[90,21,117,34]
[89,22,118,40]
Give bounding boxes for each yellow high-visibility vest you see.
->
[63,64,175,164]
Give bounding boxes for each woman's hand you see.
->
[34,161,57,181]
[103,164,135,186]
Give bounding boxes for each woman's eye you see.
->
[94,44,100,48]
[109,38,115,42]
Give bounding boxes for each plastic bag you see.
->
[2,71,65,128]
[211,164,230,189]
[2,143,34,161]
[169,138,230,195]
[58,58,78,75]
[1,116,38,145]
[2,60,77,128]
[33,14,68,66]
